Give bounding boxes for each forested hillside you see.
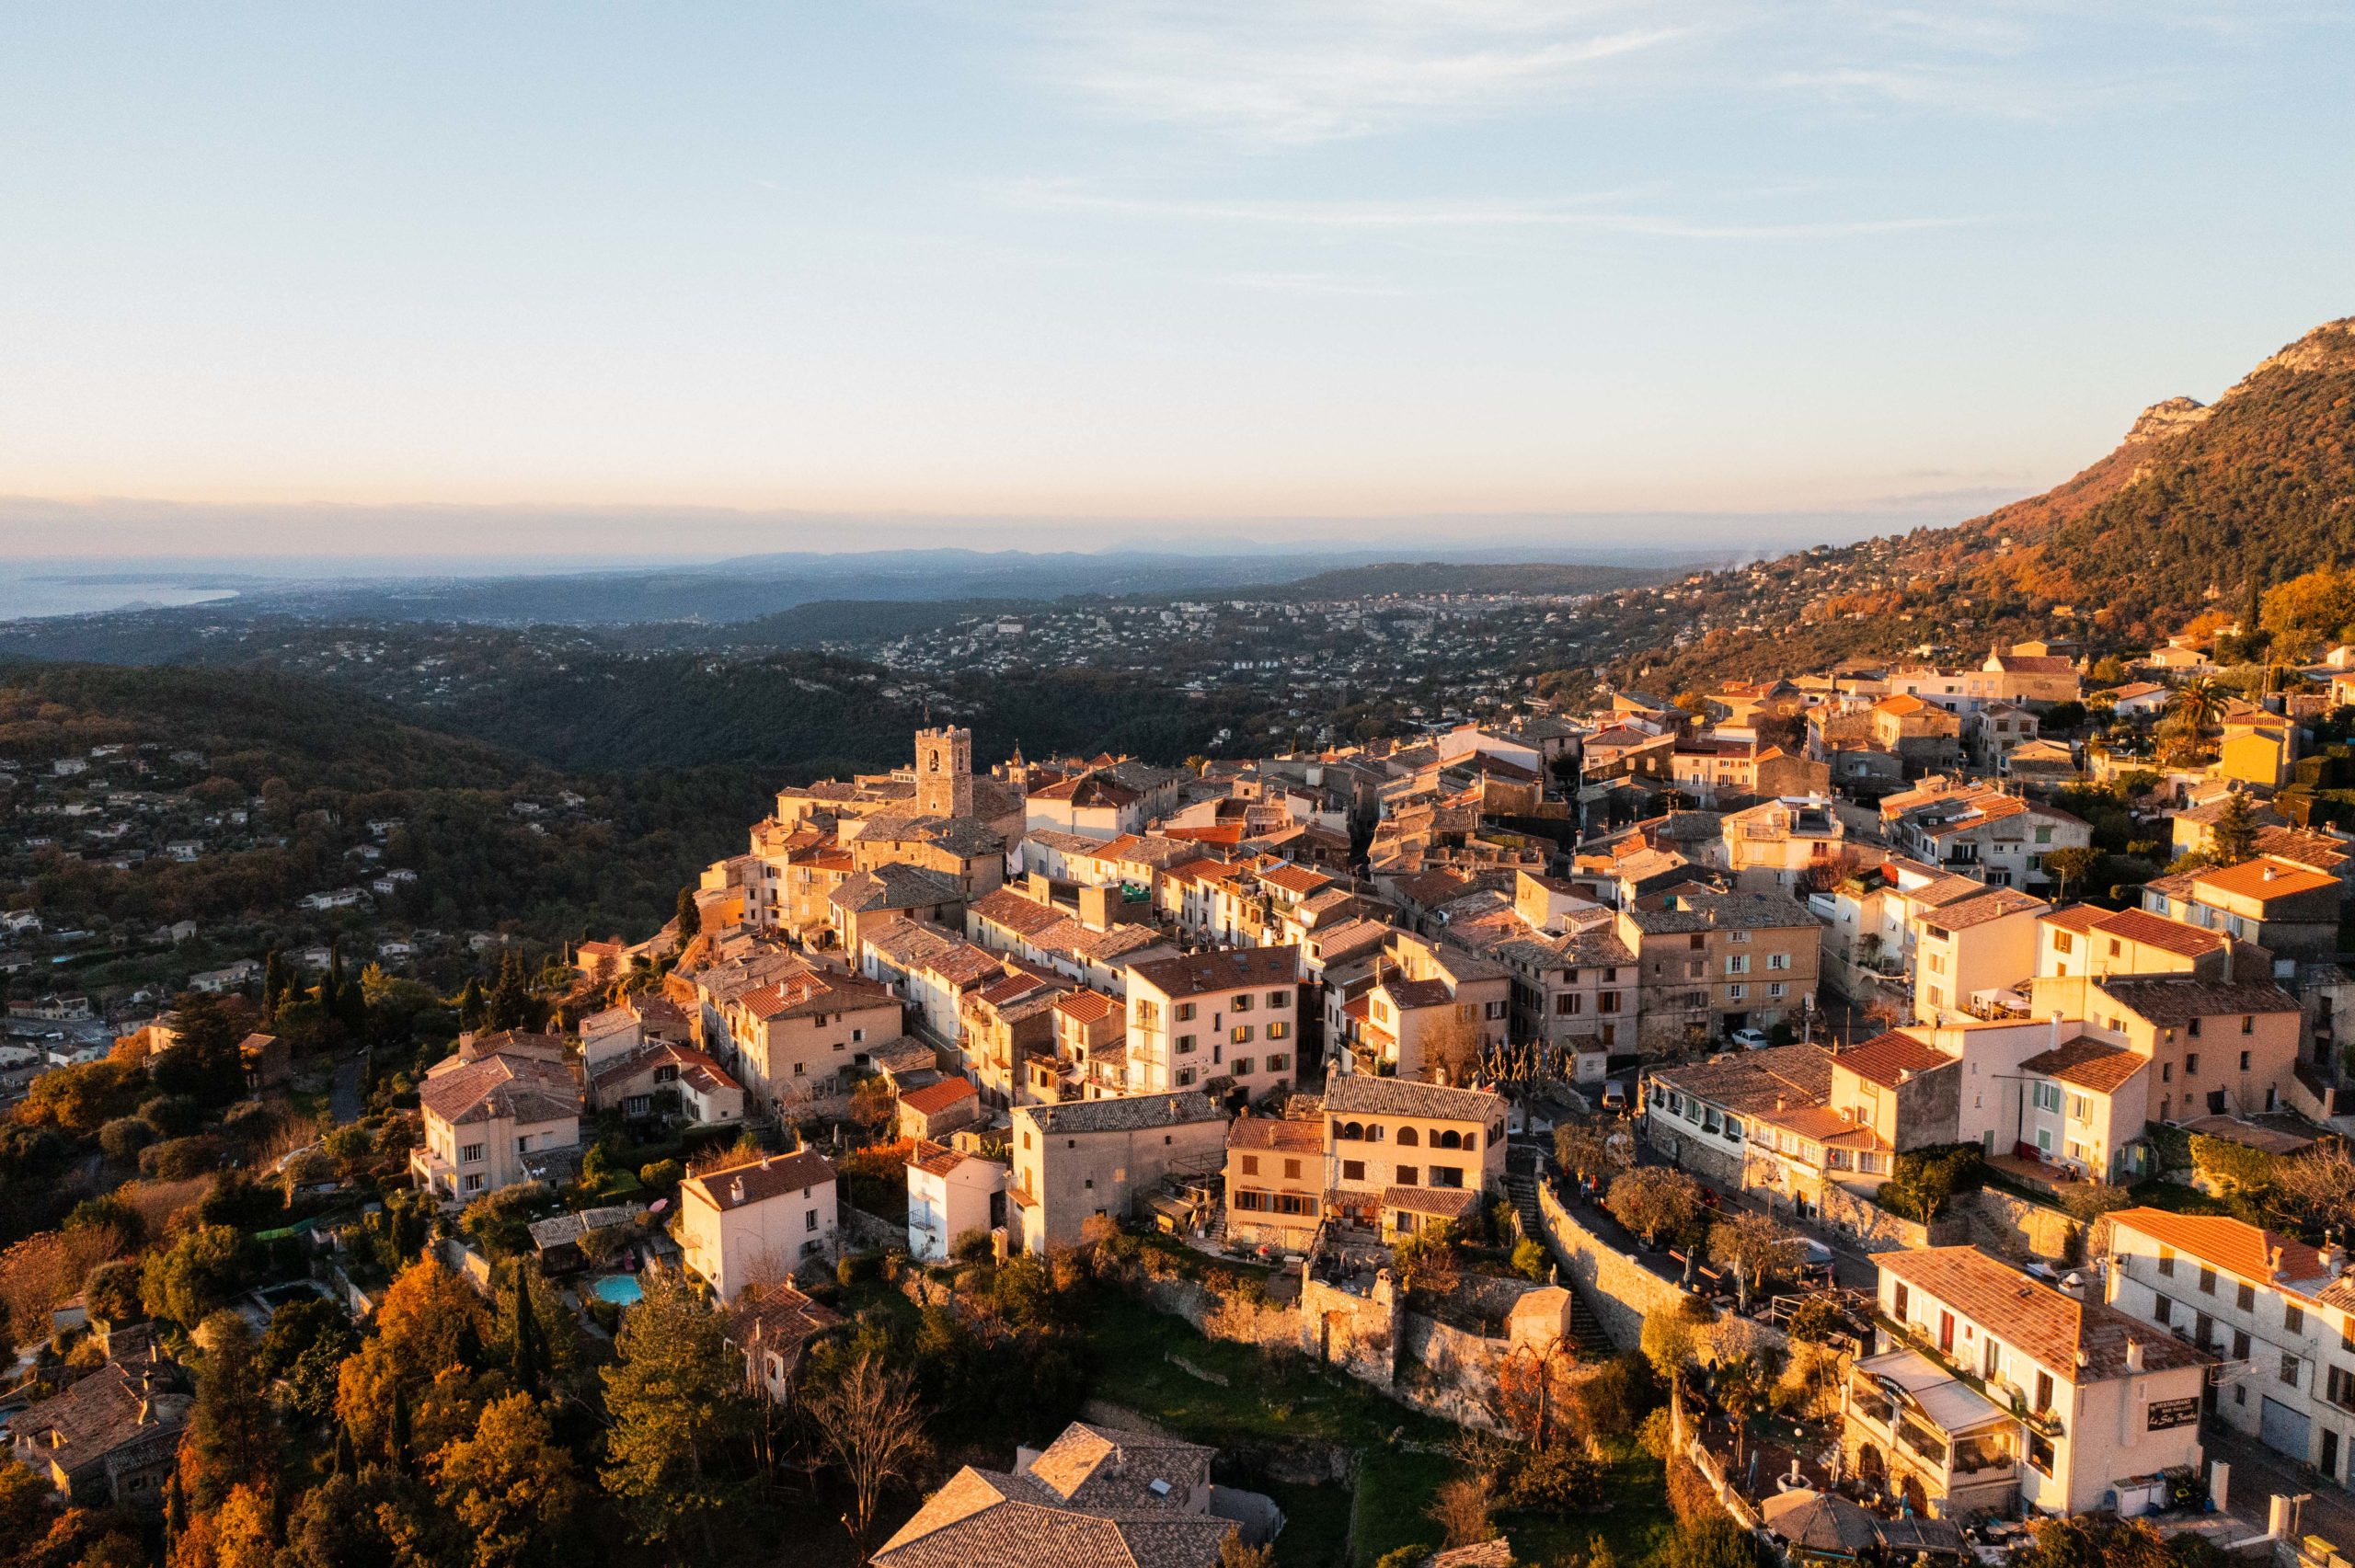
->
[1603,316,2355,693]
[0,665,768,951]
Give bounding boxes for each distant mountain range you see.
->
[101,546,1694,632]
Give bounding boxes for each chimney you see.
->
[2125,1337,2145,1373]
[2268,1243,2283,1276]
[730,1178,745,1205]
[2264,865,2278,882]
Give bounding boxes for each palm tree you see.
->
[2167,675,2228,756]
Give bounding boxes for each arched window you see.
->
[1338,1121,1363,1142]
[1434,1129,1462,1150]
[1396,1127,1419,1148]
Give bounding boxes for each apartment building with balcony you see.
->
[1912,887,2049,1024]
[2103,1208,2355,1485]
[1846,1247,2207,1519]
[1221,1113,1323,1253]
[411,1032,582,1204]
[1617,889,1821,1052]
[1719,795,1846,894]
[1331,932,1510,1081]
[1123,945,1301,1100]
[1320,1074,1507,1234]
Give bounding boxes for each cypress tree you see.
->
[388,1379,412,1477]
[261,948,287,1015]
[510,1264,544,1398]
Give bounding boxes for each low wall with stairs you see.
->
[1532,1174,1694,1353]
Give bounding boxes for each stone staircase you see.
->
[1506,1164,1610,1356]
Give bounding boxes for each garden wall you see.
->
[1966,1188,2077,1263]
[1817,1182,1969,1252]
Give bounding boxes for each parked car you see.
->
[1730,1027,1771,1050]
[1601,1081,1627,1113]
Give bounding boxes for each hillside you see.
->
[0,664,769,956]
[0,662,529,793]
[1603,316,2355,692]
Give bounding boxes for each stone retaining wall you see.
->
[1534,1178,1694,1352]
[1967,1187,2078,1263]
[1818,1181,1970,1252]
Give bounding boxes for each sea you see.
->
[0,580,240,621]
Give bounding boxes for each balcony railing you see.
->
[1875,1312,2064,1437]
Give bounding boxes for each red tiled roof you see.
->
[901,1078,979,1116]
[2108,1208,2326,1294]
[1879,1246,2207,1380]
[1833,1032,1951,1089]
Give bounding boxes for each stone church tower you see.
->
[913,727,973,818]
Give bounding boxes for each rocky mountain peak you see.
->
[2122,395,2211,446]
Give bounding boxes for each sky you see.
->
[0,2,2349,563]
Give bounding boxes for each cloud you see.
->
[1007,0,2294,144]
[1019,0,1700,143]
[1211,270,1413,297]
[1000,179,1983,241]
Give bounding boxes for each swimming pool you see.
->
[590,1275,643,1307]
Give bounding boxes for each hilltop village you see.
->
[9,624,2355,1568]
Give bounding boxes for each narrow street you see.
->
[2202,1425,2355,1551]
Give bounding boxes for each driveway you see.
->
[329,1050,366,1124]
[2201,1423,2355,1550]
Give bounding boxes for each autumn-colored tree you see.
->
[336,1257,493,1462]
[600,1270,748,1551]
[373,1256,492,1382]
[1424,1472,1498,1549]
[0,1458,58,1562]
[1706,1208,1804,1311]
[1553,1118,1632,1186]
[1604,1166,1701,1247]
[19,1058,138,1135]
[431,1393,586,1568]
[168,1480,276,1568]
[803,1349,931,1547]
[1220,1530,1278,1568]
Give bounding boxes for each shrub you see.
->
[82,1260,144,1328]
[98,1118,156,1162]
[1658,1516,1768,1568]
[1665,1455,1721,1527]
[1511,1239,1549,1281]
[1508,1442,1605,1513]
[136,1094,204,1139]
[637,1159,683,1190]
[139,1136,224,1182]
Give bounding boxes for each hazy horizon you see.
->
[2,4,2348,558]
